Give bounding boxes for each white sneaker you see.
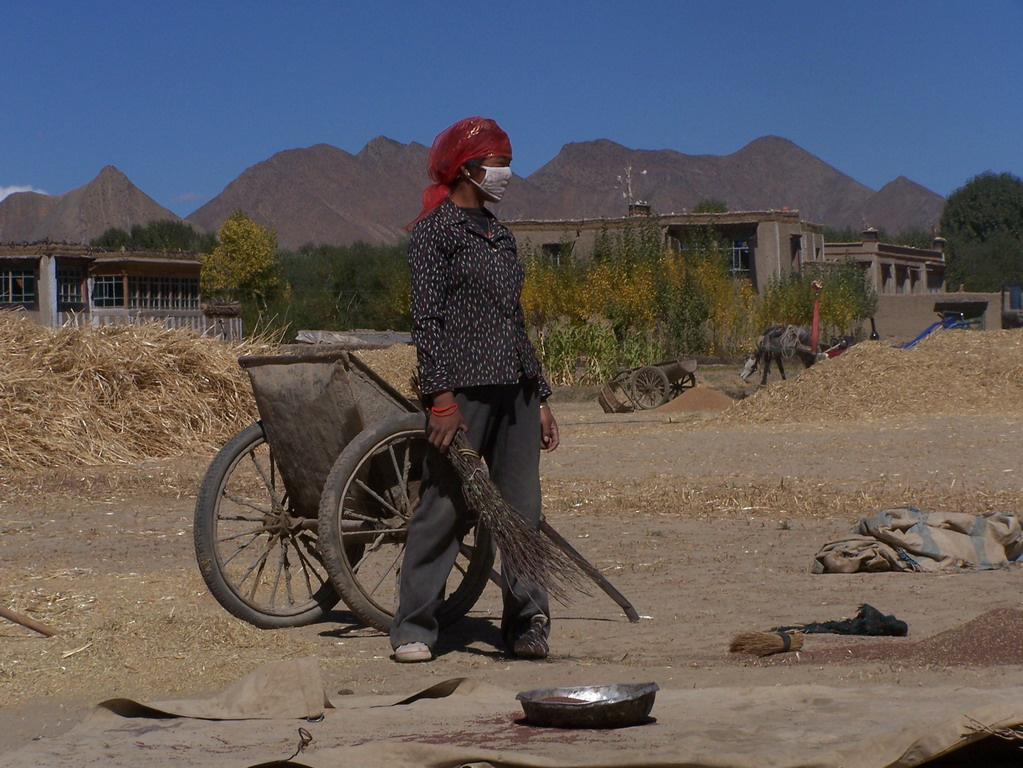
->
[394,642,432,663]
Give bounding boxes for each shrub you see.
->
[755,261,877,337]
[523,221,757,383]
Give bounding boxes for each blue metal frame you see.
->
[900,314,978,349]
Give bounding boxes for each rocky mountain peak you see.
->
[0,166,178,244]
[3,137,947,248]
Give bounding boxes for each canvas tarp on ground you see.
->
[4,658,1023,768]
[813,508,1023,573]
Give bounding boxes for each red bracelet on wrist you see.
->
[430,402,459,417]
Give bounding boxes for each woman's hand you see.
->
[427,392,465,453]
[540,402,560,452]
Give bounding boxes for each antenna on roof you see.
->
[616,166,647,208]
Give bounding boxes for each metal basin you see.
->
[516,682,658,728]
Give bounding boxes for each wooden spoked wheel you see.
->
[318,413,494,632]
[194,422,339,628]
[630,366,671,409]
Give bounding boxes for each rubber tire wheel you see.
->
[630,365,670,409]
[318,412,495,632]
[194,422,340,628]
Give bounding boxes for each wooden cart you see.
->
[598,357,697,413]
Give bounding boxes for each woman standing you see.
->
[390,116,560,663]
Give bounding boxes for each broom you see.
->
[729,630,804,657]
[447,430,589,604]
[409,374,588,604]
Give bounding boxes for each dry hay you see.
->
[542,476,1023,523]
[353,344,418,399]
[0,312,269,475]
[723,329,1023,424]
[0,568,322,709]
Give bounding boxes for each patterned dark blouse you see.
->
[408,199,552,400]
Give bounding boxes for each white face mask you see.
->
[469,165,512,202]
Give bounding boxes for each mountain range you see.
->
[0,136,945,249]
[0,166,178,245]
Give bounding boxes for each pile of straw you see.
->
[354,344,418,398]
[723,330,1023,424]
[0,312,266,473]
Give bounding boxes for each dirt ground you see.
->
[2,366,1023,755]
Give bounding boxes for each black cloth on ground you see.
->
[772,604,908,636]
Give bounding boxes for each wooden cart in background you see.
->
[598,357,697,413]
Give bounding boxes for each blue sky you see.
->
[3,1,1022,217]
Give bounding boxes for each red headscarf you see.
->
[407,116,512,228]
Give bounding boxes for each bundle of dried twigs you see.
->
[729,630,804,656]
[446,431,588,604]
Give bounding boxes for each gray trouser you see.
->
[389,380,550,650]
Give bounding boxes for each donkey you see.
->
[739,325,818,386]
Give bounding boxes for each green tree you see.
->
[889,228,934,249]
[201,211,282,313]
[824,226,885,243]
[524,219,756,364]
[91,227,132,249]
[692,199,728,213]
[756,262,876,337]
[940,172,1023,290]
[274,241,411,333]
[91,220,215,252]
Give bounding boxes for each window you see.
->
[92,275,125,307]
[894,267,908,295]
[540,243,571,267]
[57,266,85,306]
[1009,283,1022,311]
[728,239,751,276]
[0,267,37,305]
[127,276,200,310]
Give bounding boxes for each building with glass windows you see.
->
[505,211,959,301]
[505,212,1010,337]
[504,209,825,293]
[0,243,240,338]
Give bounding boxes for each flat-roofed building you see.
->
[0,243,240,338]
[505,212,1005,337]
[822,229,947,295]
[505,209,825,293]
